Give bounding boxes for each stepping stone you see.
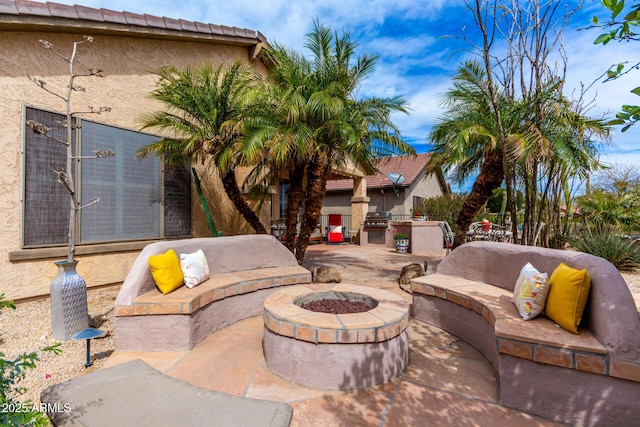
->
[41,359,293,427]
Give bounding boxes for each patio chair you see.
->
[270,219,287,242]
[467,222,513,243]
[327,214,343,243]
[438,221,455,255]
[489,224,508,242]
[466,222,487,242]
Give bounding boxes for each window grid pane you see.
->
[23,107,75,247]
[79,121,161,243]
[23,107,192,247]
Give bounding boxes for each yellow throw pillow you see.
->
[545,262,591,334]
[148,249,184,294]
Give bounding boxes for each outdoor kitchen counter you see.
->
[389,220,444,256]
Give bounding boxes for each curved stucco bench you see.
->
[114,235,311,351]
[41,359,293,427]
[411,241,640,427]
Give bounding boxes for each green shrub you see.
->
[420,194,466,231]
[576,188,640,233]
[569,228,640,271]
[485,189,503,213]
[1,294,61,427]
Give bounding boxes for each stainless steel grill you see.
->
[363,211,391,228]
[363,212,391,245]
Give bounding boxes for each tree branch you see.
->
[52,169,74,195]
[26,75,67,102]
[25,120,69,146]
[72,150,115,160]
[71,106,112,116]
[78,197,100,211]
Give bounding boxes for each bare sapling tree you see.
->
[497,1,609,248]
[443,0,608,248]
[26,36,114,262]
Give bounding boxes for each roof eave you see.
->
[0,15,263,46]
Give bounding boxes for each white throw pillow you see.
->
[512,262,550,320]
[180,249,210,288]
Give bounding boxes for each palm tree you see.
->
[427,60,509,247]
[243,22,415,263]
[428,60,609,248]
[139,62,267,234]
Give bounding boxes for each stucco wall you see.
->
[366,189,407,214]
[191,163,271,238]
[320,191,352,215]
[402,170,444,215]
[0,31,266,300]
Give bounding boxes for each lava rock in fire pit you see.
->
[301,298,372,314]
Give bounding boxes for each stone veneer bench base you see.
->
[114,235,311,351]
[411,241,640,427]
[41,359,293,427]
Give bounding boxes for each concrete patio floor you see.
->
[105,244,564,426]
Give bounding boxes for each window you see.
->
[278,180,290,219]
[413,195,426,213]
[22,106,191,248]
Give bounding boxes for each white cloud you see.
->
[392,79,452,137]
[365,35,438,59]
[560,29,640,166]
[45,0,640,159]
[49,1,459,43]
[562,30,638,114]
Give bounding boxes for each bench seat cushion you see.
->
[412,273,606,355]
[41,359,293,427]
[116,265,311,317]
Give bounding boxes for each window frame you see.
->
[20,104,192,250]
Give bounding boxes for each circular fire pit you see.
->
[263,284,410,390]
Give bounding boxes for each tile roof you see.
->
[0,0,267,44]
[326,153,432,191]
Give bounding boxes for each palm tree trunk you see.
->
[295,158,328,264]
[508,175,519,243]
[504,157,519,242]
[284,164,305,252]
[193,168,220,237]
[454,153,504,248]
[220,170,267,234]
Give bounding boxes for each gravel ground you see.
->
[1,264,639,416]
[1,286,119,407]
[627,270,640,294]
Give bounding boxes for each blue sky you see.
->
[52,0,639,179]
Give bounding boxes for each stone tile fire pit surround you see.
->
[262,283,410,390]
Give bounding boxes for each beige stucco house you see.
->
[0,1,270,300]
[0,1,407,301]
[322,153,450,226]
